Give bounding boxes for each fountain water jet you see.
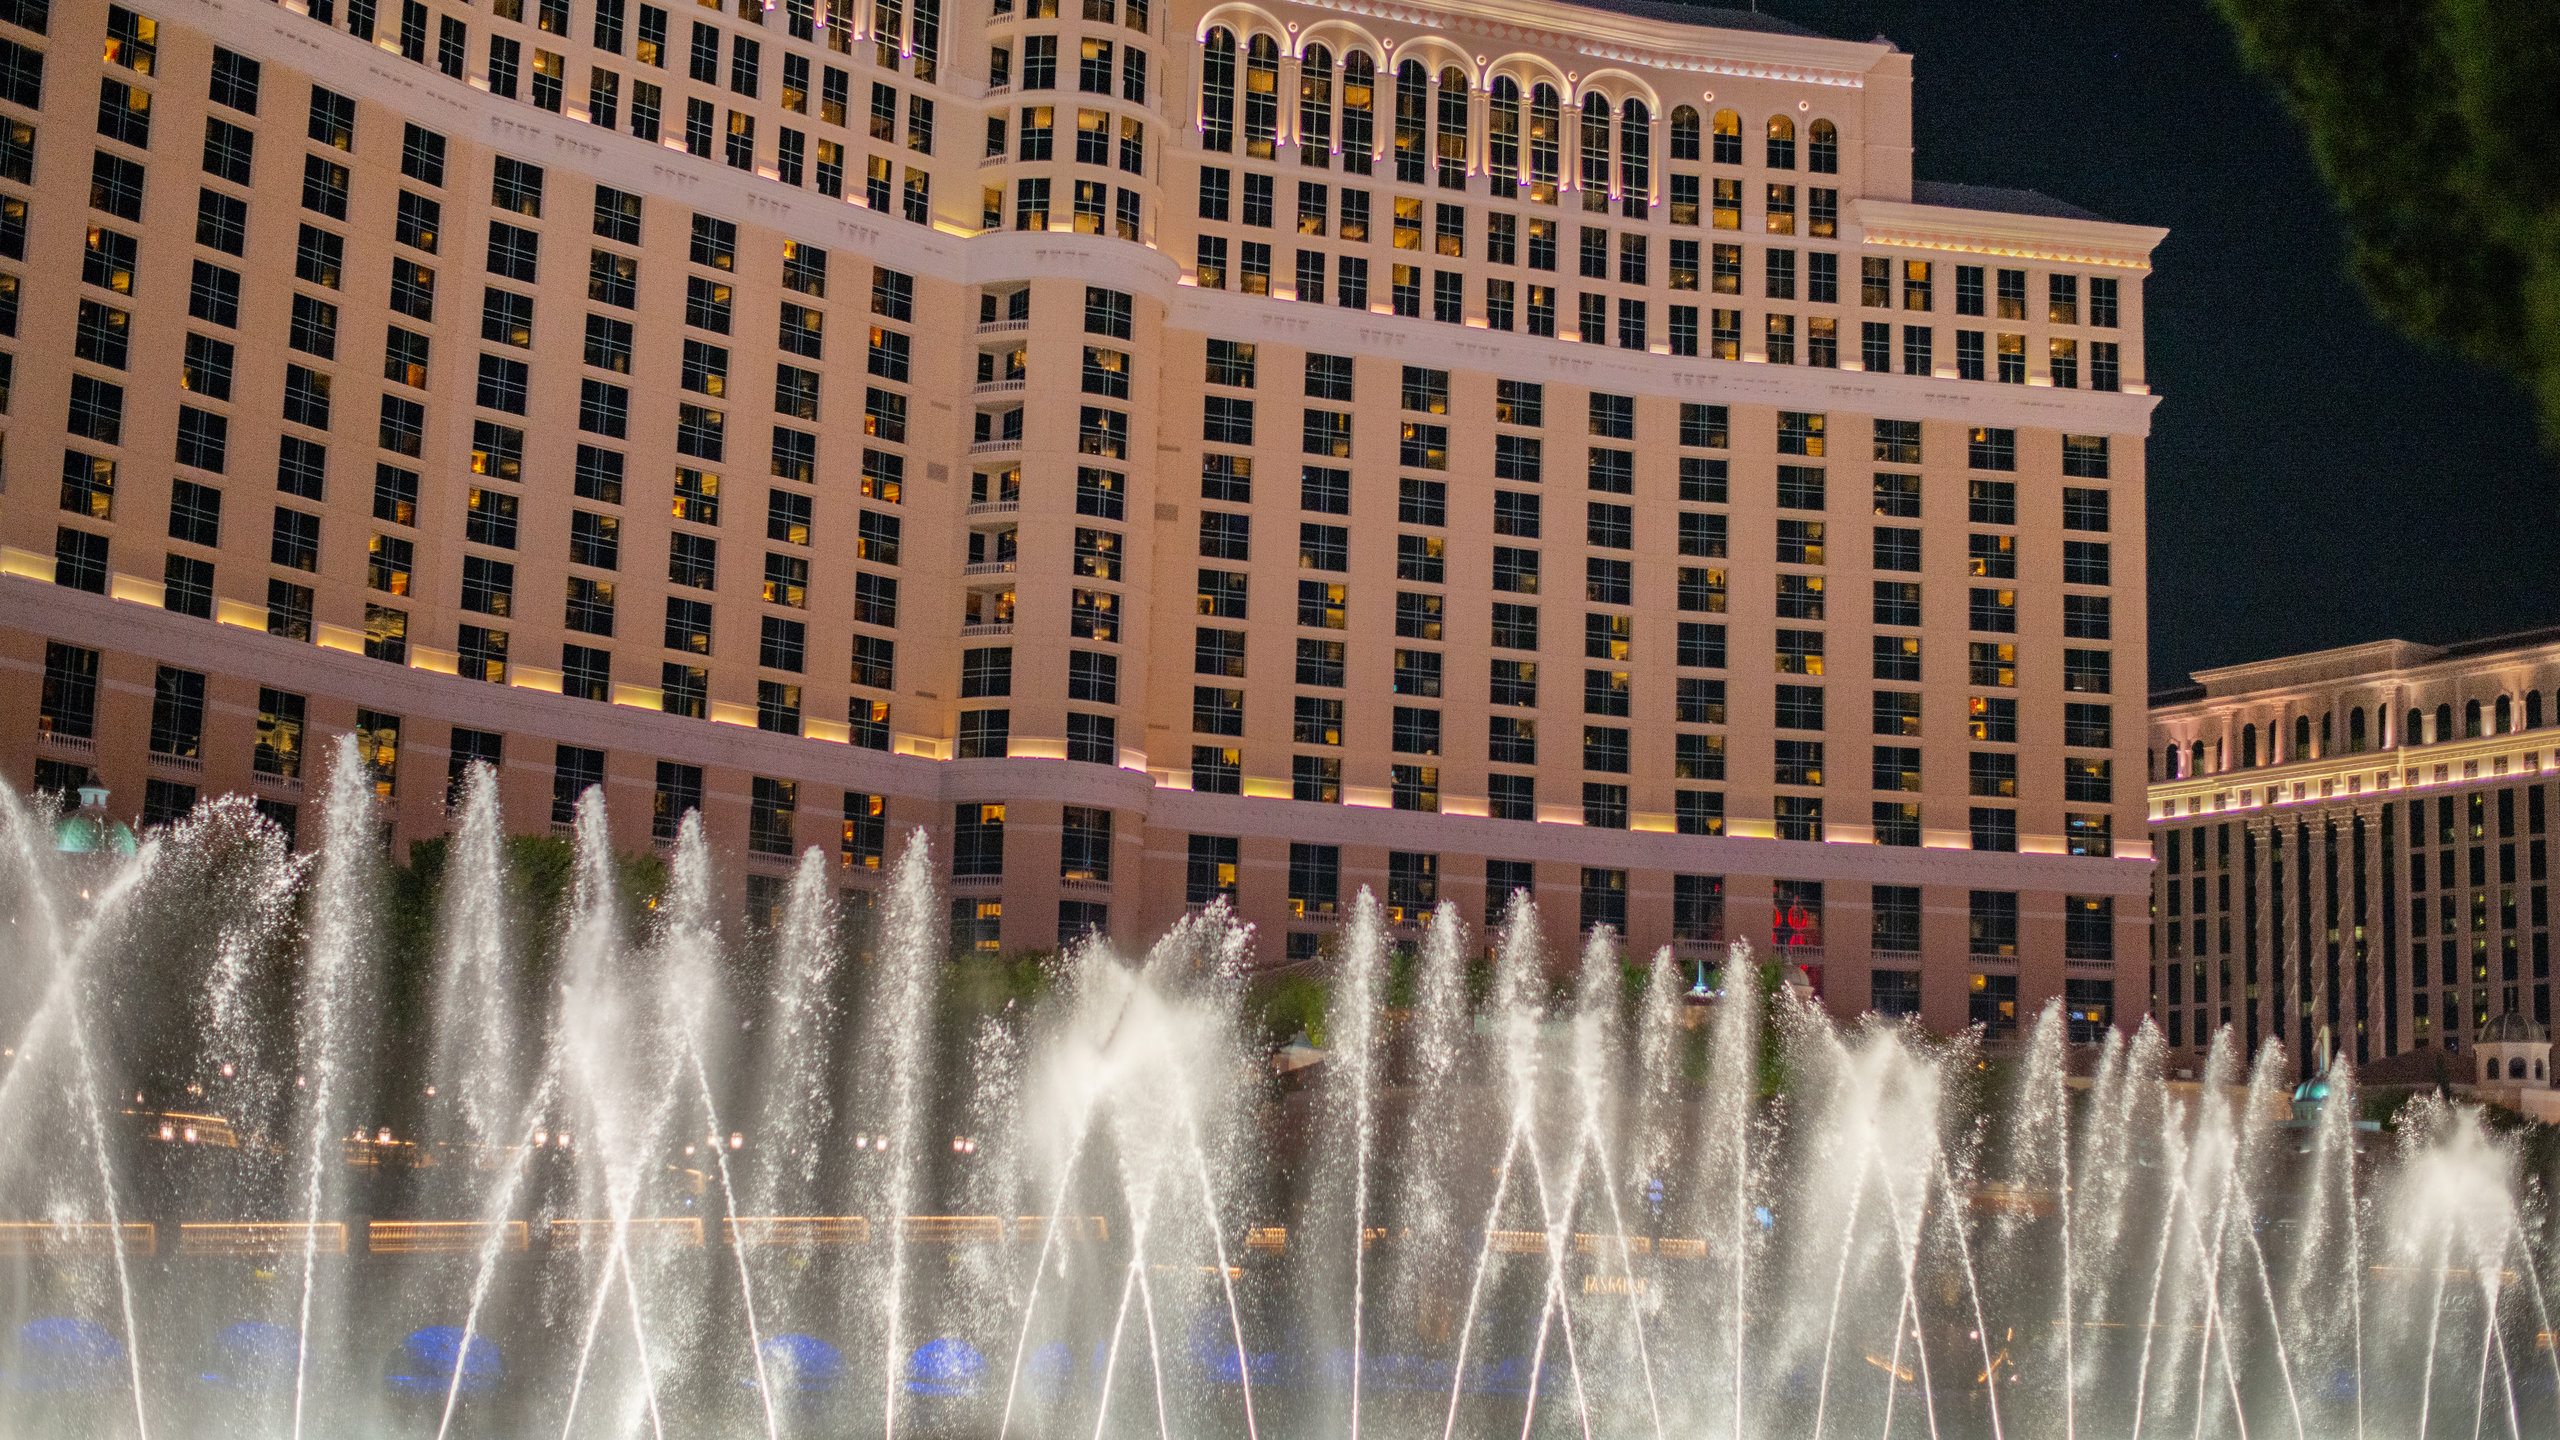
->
[0,772,2552,1439]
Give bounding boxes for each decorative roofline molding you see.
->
[2146,732,2558,824]
[1857,200,2168,272]
[2154,640,2560,722]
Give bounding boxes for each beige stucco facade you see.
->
[0,0,2157,1038]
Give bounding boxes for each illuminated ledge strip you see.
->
[1859,228,2156,271]
[1856,199,2169,273]
[549,1217,705,1250]
[180,1222,348,1258]
[0,1222,155,1257]
[2147,744,2558,820]
[369,1220,530,1255]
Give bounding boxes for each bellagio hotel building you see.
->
[0,0,2163,1038]
[2149,631,2560,1076]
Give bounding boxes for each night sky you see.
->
[1730,0,2560,691]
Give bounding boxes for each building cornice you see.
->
[2148,729,2558,824]
[2158,639,2560,718]
[1855,200,2168,273]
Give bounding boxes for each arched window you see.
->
[1527,85,1562,200]
[2191,740,2206,776]
[1435,66,1468,188]
[1243,35,1279,158]
[2464,698,2483,738]
[2531,691,2547,730]
[1669,105,1700,162]
[2319,711,2333,755]
[1392,59,1427,183]
[1711,109,1742,164]
[1579,94,1611,202]
[2496,694,2513,734]
[1297,44,1334,166]
[1200,29,1237,153]
[1339,53,1374,176]
[2240,724,2258,769]
[2293,715,2311,760]
[1486,76,1520,188]
[2514,1056,2529,1081]
[1808,117,1838,173]
[1766,112,1796,169]
[2348,706,2367,752]
[2408,708,2425,747]
[1617,99,1650,217]
[2436,702,2454,742]
[2485,1056,2498,1083]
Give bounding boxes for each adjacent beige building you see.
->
[0,0,2159,1038]
[2148,630,2560,1073]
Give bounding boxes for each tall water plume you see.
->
[851,831,942,1437]
[285,736,385,1437]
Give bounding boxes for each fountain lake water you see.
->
[0,736,2554,1437]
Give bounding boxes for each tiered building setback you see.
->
[0,0,2162,1037]
[2149,633,2560,1075]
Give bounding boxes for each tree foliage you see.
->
[2213,0,2560,443]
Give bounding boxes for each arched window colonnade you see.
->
[2158,689,2560,781]
[1195,12,1842,214]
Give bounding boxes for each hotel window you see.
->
[1996,268,2026,319]
[1997,332,2026,383]
[1967,427,2017,471]
[1969,644,2017,689]
[2063,540,2111,587]
[2063,434,2111,478]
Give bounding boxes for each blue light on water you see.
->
[6,1317,124,1393]
[905,1336,985,1396]
[384,1326,501,1396]
[751,1333,846,1394]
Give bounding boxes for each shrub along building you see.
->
[2148,631,2560,1076]
[0,0,2159,1038]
